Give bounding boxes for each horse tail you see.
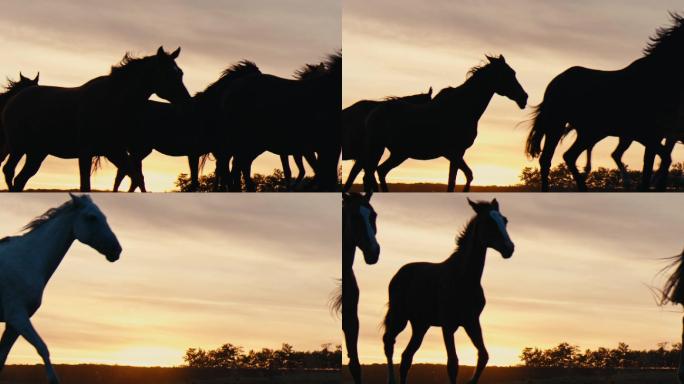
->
[660,250,684,306]
[328,279,342,317]
[91,156,103,175]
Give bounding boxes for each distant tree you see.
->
[174,168,341,192]
[519,162,684,191]
[520,342,681,368]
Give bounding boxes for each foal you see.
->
[383,198,514,384]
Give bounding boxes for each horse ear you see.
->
[428,86,433,97]
[499,55,506,63]
[491,198,499,210]
[69,193,81,206]
[467,198,478,212]
[19,72,27,81]
[33,72,39,83]
[170,47,181,59]
[157,46,165,57]
[485,55,494,63]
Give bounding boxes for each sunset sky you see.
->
[0,194,339,366]
[353,194,684,366]
[343,1,684,186]
[0,0,340,191]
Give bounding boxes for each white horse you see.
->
[0,193,121,384]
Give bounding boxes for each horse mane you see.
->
[660,249,684,305]
[110,53,153,77]
[3,78,23,93]
[22,200,76,233]
[294,63,326,80]
[448,200,494,260]
[324,51,342,74]
[644,12,684,57]
[328,279,342,316]
[196,60,261,97]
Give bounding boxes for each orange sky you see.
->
[352,194,683,366]
[0,194,340,366]
[0,0,340,191]
[342,1,684,186]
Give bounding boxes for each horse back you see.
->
[342,100,380,159]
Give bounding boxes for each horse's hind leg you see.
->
[654,136,677,191]
[2,152,21,190]
[398,323,428,384]
[0,325,19,370]
[442,327,459,384]
[563,133,595,192]
[293,155,306,188]
[377,153,407,192]
[280,154,293,190]
[383,309,408,384]
[6,313,59,383]
[113,168,126,192]
[344,161,363,192]
[539,130,563,192]
[343,272,362,384]
[13,153,46,192]
[463,318,489,384]
[611,138,632,189]
[449,156,473,192]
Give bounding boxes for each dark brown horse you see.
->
[526,13,684,192]
[2,47,191,192]
[0,72,40,182]
[342,88,433,192]
[363,55,527,192]
[340,192,379,384]
[112,61,261,192]
[223,52,341,192]
[383,199,514,384]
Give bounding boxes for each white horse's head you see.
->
[69,193,122,262]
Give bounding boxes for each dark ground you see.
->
[347,183,531,192]
[343,364,678,384]
[0,365,340,384]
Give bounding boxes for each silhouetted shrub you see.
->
[520,342,681,368]
[183,343,341,370]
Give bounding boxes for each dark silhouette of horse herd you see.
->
[344,13,684,193]
[0,47,341,192]
[342,193,684,384]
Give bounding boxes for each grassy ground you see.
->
[0,365,340,384]
[343,364,678,384]
[347,183,531,192]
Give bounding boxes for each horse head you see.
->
[467,198,514,258]
[486,55,528,109]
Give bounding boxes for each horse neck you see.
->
[444,221,487,284]
[463,72,496,120]
[21,212,76,283]
[342,209,356,272]
[110,68,155,105]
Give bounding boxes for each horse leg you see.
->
[344,161,363,192]
[537,128,562,192]
[611,138,632,190]
[399,323,428,384]
[293,155,306,189]
[78,155,92,192]
[452,157,473,192]
[0,325,19,370]
[113,167,126,192]
[132,160,146,193]
[280,154,293,190]
[679,316,684,383]
[447,161,458,192]
[584,142,594,175]
[362,144,383,193]
[464,318,489,384]
[640,146,656,192]
[562,134,593,192]
[13,153,47,192]
[188,155,200,192]
[654,137,677,191]
[237,155,257,192]
[383,310,408,384]
[377,153,406,192]
[442,327,459,384]
[6,313,59,383]
[213,154,228,192]
[3,152,22,190]
[342,273,362,384]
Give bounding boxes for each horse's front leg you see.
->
[0,325,19,371]
[187,154,200,192]
[654,136,677,191]
[640,146,657,192]
[442,327,459,384]
[6,312,59,383]
[463,318,489,384]
[78,155,92,192]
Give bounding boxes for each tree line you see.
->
[520,342,681,368]
[174,168,342,192]
[183,343,341,370]
[519,163,684,191]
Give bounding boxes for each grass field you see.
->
[0,365,340,384]
[343,364,678,384]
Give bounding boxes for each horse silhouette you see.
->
[0,73,40,180]
[362,55,527,192]
[660,248,684,383]
[1,46,191,192]
[0,194,121,384]
[382,199,514,384]
[526,12,684,192]
[339,192,379,384]
[342,87,433,192]
[222,52,341,192]
[112,61,261,192]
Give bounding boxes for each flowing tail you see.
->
[661,250,684,305]
[91,156,103,175]
[329,279,342,316]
